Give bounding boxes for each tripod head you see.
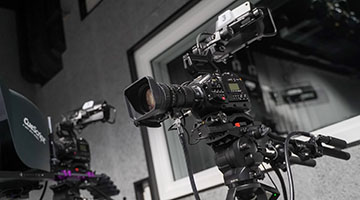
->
[191,112,278,200]
[189,110,350,200]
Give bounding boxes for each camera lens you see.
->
[138,86,152,114]
[124,76,204,126]
[146,89,155,111]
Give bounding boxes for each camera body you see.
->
[125,70,251,127]
[189,71,251,118]
[54,123,91,173]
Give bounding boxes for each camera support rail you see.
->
[0,171,119,200]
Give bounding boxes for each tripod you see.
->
[214,135,279,200]
[191,112,280,200]
[51,181,83,200]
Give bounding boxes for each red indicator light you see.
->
[75,168,79,172]
[74,152,77,155]
[222,97,226,100]
[235,123,241,127]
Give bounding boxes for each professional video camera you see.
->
[51,100,116,173]
[124,2,351,200]
[0,82,120,200]
[50,100,119,200]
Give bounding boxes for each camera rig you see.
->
[0,79,120,200]
[51,100,116,173]
[124,1,351,200]
[50,100,119,200]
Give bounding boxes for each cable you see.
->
[182,124,200,145]
[273,167,288,200]
[284,132,298,200]
[284,131,311,200]
[179,132,201,200]
[180,110,187,127]
[177,122,201,200]
[179,111,202,145]
[261,164,278,191]
[39,181,48,200]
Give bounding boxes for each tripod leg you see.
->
[226,187,236,200]
[51,183,81,200]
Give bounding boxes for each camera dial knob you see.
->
[218,112,228,123]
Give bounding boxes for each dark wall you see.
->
[30,0,189,199]
[0,8,38,102]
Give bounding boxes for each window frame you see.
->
[129,1,235,199]
[127,0,360,199]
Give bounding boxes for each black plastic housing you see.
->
[0,84,50,173]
